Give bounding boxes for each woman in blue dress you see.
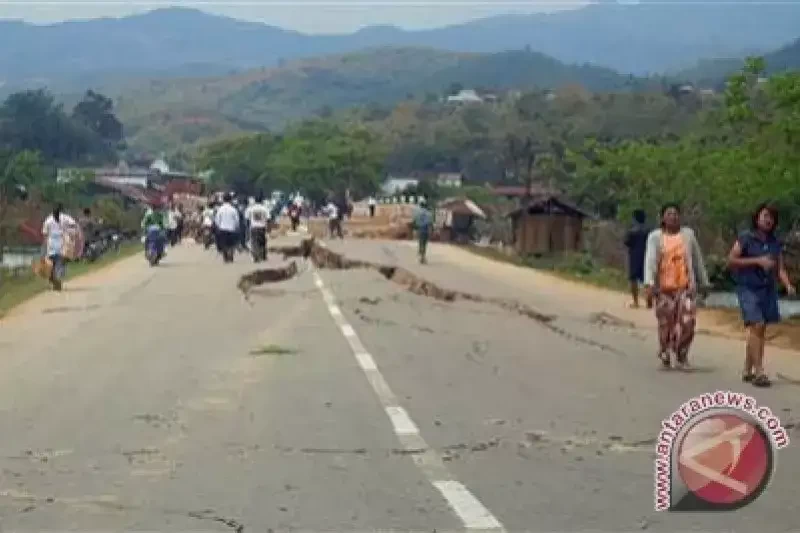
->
[727,203,796,387]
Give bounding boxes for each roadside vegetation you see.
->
[0,241,140,318]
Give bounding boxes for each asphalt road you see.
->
[1,235,799,532]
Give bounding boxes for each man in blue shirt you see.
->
[413,200,433,264]
[624,209,651,308]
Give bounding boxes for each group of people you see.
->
[625,203,795,387]
[200,192,274,263]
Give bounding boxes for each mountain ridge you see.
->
[101,46,644,154]
[3,4,800,81]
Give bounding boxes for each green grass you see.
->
[0,242,140,318]
[465,245,631,293]
[249,344,299,356]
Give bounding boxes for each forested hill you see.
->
[3,3,800,80]
[676,38,800,88]
[111,47,645,155]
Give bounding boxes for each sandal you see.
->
[742,373,755,383]
[753,374,772,388]
[658,350,671,369]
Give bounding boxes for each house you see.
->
[491,184,560,200]
[507,195,590,255]
[447,89,483,104]
[437,197,487,244]
[150,158,170,174]
[436,172,463,188]
[382,177,419,196]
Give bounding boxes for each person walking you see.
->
[77,207,96,258]
[201,202,216,249]
[727,203,795,387]
[232,198,247,253]
[166,203,180,247]
[215,193,240,263]
[368,196,377,218]
[324,200,342,239]
[245,193,270,262]
[175,204,185,243]
[643,203,710,370]
[624,209,651,308]
[413,199,433,264]
[41,204,78,291]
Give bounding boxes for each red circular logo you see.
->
[677,412,772,508]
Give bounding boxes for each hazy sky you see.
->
[0,1,587,33]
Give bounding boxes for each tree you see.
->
[0,89,118,165]
[0,150,47,258]
[72,90,124,145]
[566,58,800,246]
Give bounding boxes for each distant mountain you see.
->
[675,38,800,88]
[2,3,800,82]
[107,47,642,153]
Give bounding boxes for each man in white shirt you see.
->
[166,203,181,247]
[214,193,240,263]
[200,202,216,250]
[368,196,377,218]
[245,193,271,262]
[324,200,343,239]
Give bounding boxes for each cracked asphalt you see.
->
[1,236,799,531]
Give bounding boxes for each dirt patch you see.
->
[703,308,800,350]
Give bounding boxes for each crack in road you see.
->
[239,238,626,357]
[188,509,245,533]
[0,490,247,533]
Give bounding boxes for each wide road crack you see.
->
[188,509,245,533]
[239,238,625,355]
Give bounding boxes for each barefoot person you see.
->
[644,203,710,370]
[624,208,651,308]
[727,203,796,387]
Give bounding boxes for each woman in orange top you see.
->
[643,203,710,370]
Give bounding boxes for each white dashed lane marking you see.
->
[313,268,505,531]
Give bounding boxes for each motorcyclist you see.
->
[141,205,165,231]
[141,204,167,261]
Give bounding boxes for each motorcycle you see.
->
[144,225,166,266]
